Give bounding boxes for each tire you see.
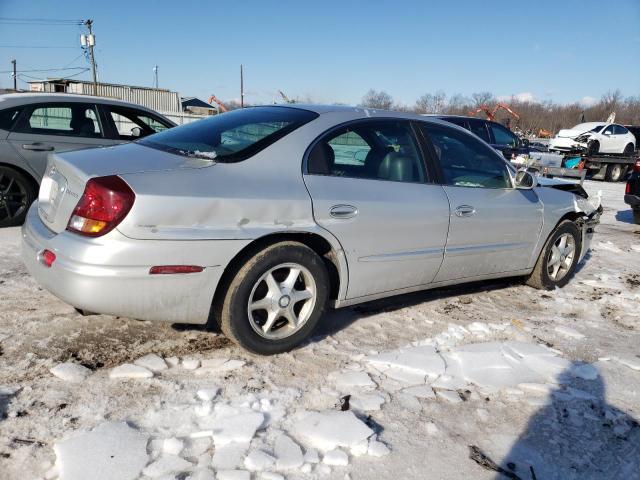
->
[0,166,36,228]
[526,220,582,290]
[605,163,624,182]
[218,241,329,354]
[623,143,634,156]
[587,140,599,156]
[633,210,640,225]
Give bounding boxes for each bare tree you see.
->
[360,89,394,110]
[415,90,447,114]
[471,91,495,107]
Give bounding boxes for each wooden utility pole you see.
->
[11,59,16,90]
[84,19,98,95]
[240,64,244,108]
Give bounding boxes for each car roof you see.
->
[0,92,166,117]
[256,104,458,126]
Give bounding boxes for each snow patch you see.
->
[109,364,154,379]
[54,422,148,480]
[50,363,91,383]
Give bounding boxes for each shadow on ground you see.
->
[490,363,640,480]
[615,209,638,225]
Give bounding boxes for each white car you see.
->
[549,122,636,156]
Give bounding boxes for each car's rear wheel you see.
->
[605,163,624,182]
[623,143,634,156]
[218,241,329,354]
[526,220,582,290]
[0,166,36,228]
[587,140,599,156]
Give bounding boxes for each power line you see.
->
[0,45,78,49]
[0,17,83,25]
[0,67,88,74]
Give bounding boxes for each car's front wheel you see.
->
[587,140,599,156]
[526,220,582,290]
[218,241,329,354]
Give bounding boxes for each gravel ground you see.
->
[0,179,639,480]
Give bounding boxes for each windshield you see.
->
[571,123,604,133]
[139,106,318,162]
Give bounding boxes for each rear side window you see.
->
[0,107,22,131]
[420,123,512,189]
[17,104,103,137]
[139,106,318,162]
[614,125,629,135]
[106,106,171,140]
[308,120,426,183]
[468,119,491,143]
[489,123,518,147]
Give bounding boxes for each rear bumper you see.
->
[21,204,247,324]
[624,194,640,209]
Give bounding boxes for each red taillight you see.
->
[67,175,135,237]
[634,159,640,173]
[149,265,204,275]
[627,181,632,194]
[39,249,56,268]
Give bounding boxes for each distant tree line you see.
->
[359,89,640,134]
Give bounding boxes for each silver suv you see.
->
[0,93,175,227]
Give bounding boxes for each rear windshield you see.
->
[139,106,318,162]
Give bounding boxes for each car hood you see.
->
[556,128,591,138]
[537,176,589,200]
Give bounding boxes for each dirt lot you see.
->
[1,180,639,480]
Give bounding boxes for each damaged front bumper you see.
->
[577,205,602,262]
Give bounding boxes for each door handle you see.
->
[330,204,358,219]
[22,143,54,152]
[454,205,476,217]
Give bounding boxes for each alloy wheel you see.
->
[0,171,28,223]
[547,233,576,281]
[247,262,317,340]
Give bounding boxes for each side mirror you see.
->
[130,126,143,138]
[515,169,537,189]
[603,130,611,136]
[520,138,530,148]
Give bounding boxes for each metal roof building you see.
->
[28,79,182,113]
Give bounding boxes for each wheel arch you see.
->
[0,161,40,193]
[210,230,346,325]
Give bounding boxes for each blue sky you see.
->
[1,0,638,107]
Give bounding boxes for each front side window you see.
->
[307,120,426,183]
[603,125,614,135]
[107,107,171,140]
[139,106,318,161]
[20,104,102,137]
[0,107,22,131]
[489,123,518,147]
[420,123,512,189]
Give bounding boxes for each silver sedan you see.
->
[22,105,601,354]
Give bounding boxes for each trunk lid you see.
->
[37,143,214,233]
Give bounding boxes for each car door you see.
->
[7,102,112,179]
[303,119,450,299]
[100,105,173,144]
[418,122,543,282]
